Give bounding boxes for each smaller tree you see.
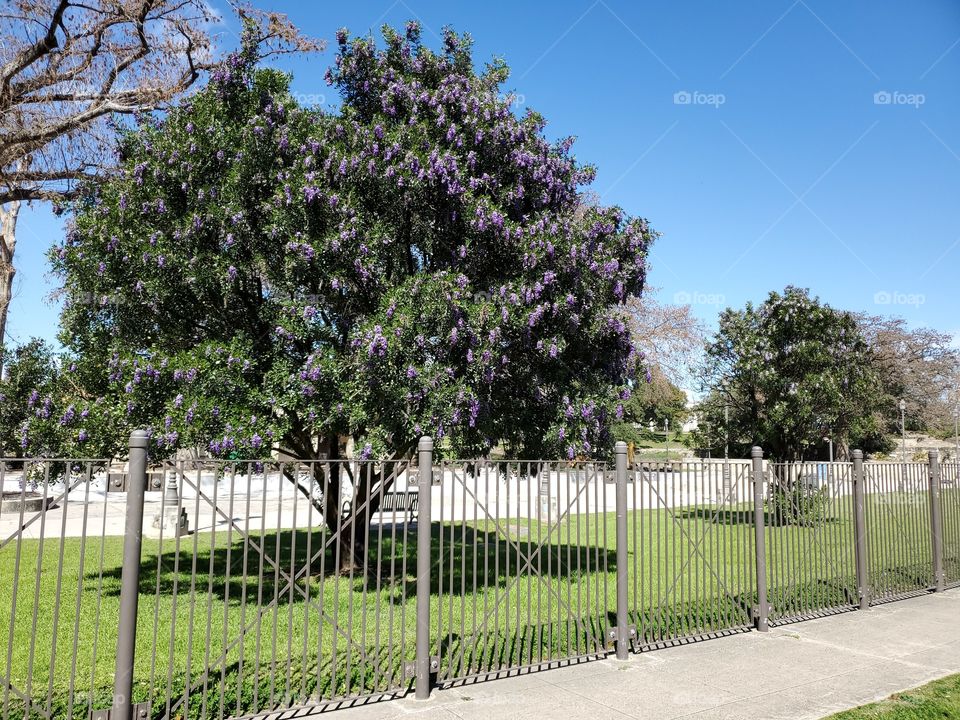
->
[700,287,890,461]
[0,340,56,456]
[622,368,687,429]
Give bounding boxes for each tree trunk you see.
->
[0,201,21,369]
[282,435,409,575]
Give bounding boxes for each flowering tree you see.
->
[44,24,653,566]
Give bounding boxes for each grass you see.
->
[824,674,960,719]
[2,488,959,720]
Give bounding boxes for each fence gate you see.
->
[433,460,614,684]
[136,458,418,720]
[764,462,858,624]
[863,462,934,602]
[628,461,756,649]
[0,459,113,720]
[941,462,960,588]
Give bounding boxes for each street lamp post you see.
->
[899,399,907,489]
[664,418,670,467]
[899,399,907,460]
[724,404,729,460]
[953,406,959,477]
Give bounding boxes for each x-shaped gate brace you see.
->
[764,465,857,616]
[436,462,610,678]
[863,465,932,592]
[635,465,751,640]
[1,463,103,720]
[154,459,411,719]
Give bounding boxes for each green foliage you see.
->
[622,369,688,429]
[699,287,892,461]
[45,24,652,462]
[0,340,120,460]
[768,481,830,527]
[0,340,56,456]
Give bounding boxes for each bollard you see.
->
[614,441,630,660]
[851,450,870,610]
[111,430,149,720]
[751,447,769,632]
[928,451,945,592]
[414,437,434,699]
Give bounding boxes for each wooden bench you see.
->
[341,491,419,524]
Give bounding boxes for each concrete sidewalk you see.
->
[343,589,960,720]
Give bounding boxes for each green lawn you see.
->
[1,492,957,720]
[824,674,960,719]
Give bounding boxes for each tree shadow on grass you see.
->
[93,522,619,608]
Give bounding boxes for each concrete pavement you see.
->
[336,589,960,720]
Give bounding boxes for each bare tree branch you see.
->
[0,0,324,357]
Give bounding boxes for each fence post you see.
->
[111,430,149,720]
[614,441,630,660]
[751,447,769,632]
[928,450,945,592]
[415,436,434,700]
[851,450,870,610]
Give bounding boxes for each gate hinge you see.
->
[606,625,637,644]
[404,656,440,675]
[106,472,164,491]
[91,702,150,720]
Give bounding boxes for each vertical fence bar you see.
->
[614,442,630,660]
[751,447,769,632]
[928,451,945,592]
[415,437,434,700]
[852,450,870,610]
[111,430,149,720]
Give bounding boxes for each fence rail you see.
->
[1,439,956,719]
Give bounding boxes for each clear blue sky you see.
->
[11,0,960,347]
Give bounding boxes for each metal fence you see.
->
[1,437,957,719]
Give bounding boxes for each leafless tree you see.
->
[0,0,322,359]
[624,287,707,389]
[858,314,960,432]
